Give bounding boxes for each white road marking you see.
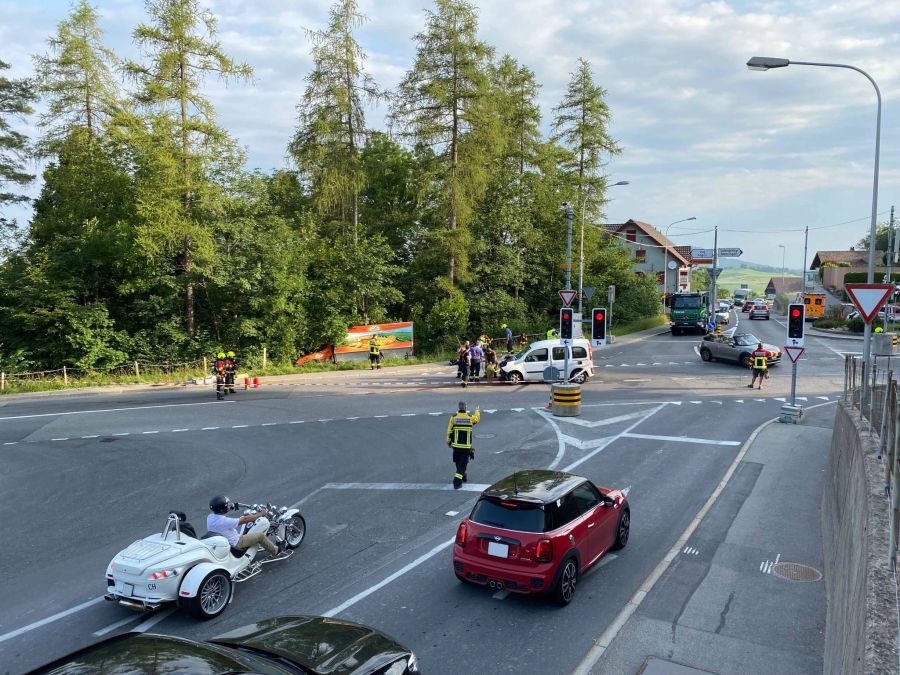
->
[3,441,18,445]
[796,396,808,401]
[428,412,443,416]
[322,482,490,492]
[290,420,305,424]
[141,431,159,435]
[323,538,455,618]
[0,400,232,421]
[113,432,130,436]
[691,401,702,404]
[201,426,219,430]
[401,413,416,417]
[622,432,741,446]
[817,396,830,401]
[131,608,175,633]
[318,419,334,423]
[623,379,651,382]
[511,408,524,412]
[261,422,277,426]
[93,614,140,637]
[545,409,653,429]
[0,596,105,643]
[172,428,189,432]
[232,424,248,428]
[81,435,99,439]
[374,415,388,418]
[346,416,360,420]
[51,438,69,441]
[563,404,667,473]
[484,409,497,413]
[774,397,786,402]
[445,510,459,517]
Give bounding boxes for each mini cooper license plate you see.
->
[122,583,134,597]
[488,542,509,558]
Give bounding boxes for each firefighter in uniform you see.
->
[369,336,382,369]
[748,342,768,390]
[213,352,228,400]
[447,401,481,489]
[224,351,237,394]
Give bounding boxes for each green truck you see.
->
[670,291,710,335]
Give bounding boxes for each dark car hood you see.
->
[211,616,410,675]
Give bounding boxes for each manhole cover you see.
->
[771,562,822,582]
[475,433,495,439]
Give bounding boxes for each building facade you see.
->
[604,219,692,295]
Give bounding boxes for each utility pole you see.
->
[885,206,896,332]
[802,225,809,293]
[564,204,575,382]
[710,226,718,318]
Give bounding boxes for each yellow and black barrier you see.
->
[552,383,581,417]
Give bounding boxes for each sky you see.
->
[2,0,899,270]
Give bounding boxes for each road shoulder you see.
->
[587,405,833,674]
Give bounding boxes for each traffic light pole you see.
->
[790,361,798,407]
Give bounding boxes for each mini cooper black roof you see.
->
[481,470,587,504]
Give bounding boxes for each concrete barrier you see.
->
[823,402,898,674]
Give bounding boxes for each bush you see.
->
[812,319,846,330]
[843,272,900,285]
[847,317,865,333]
[837,261,852,267]
[613,275,663,326]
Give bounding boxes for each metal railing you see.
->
[0,358,207,391]
[844,354,900,568]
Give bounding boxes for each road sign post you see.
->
[781,345,805,424]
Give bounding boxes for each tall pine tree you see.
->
[0,59,35,225]
[127,0,251,338]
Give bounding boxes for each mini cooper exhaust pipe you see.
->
[488,579,502,590]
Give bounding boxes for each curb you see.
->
[808,328,864,341]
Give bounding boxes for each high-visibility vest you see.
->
[752,350,768,370]
[369,341,380,355]
[447,410,481,448]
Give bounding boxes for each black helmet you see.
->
[209,495,232,514]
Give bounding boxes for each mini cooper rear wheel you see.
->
[699,348,713,362]
[285,514,307,549]
[180,570,231,620]
[612,507,630,550]
[553,558,578,606]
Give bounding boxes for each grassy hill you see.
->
[714,268,799,296]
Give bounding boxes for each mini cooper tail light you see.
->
[535,538,554,563]
[106,563,114,578]
[455,522,468,548]
[148,569,178,580]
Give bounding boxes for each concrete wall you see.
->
[823,403,898,674]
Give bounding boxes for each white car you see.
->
[499,338,594,384]
[105,506,306,619]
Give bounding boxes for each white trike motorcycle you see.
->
[105,502,306,619]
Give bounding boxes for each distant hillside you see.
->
[717,258,802,275]
[713,268,801,295]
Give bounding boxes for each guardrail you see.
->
[0,358,207,391]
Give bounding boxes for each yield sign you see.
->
[784,346,805,364]
[845,283,894,323]
[559,289,577,307]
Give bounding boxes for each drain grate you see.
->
[771,562,823,582]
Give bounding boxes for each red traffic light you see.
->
[791,308,801,318]
[595,311,604,320]
[562,311,571,319]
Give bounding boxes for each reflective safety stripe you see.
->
[753,355,767,369]
[454,473,464,479]
[452,428,472,448]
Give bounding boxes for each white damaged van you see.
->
[499,338,594,384]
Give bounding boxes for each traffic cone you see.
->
[253,376,260,388]
[244,376,250,390]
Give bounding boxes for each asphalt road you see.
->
[0,310,849,674]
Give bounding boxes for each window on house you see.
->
[635,249,646,260]
[626,230,636,242]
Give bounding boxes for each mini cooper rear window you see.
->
[471,498,545,532]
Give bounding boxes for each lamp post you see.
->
[664,217,697,309]
[747,55,882,405]
[579,180,629,315]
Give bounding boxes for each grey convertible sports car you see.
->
[698,333,781,367]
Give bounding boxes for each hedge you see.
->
[842,272,900,285]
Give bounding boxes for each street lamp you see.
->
[664,217,697,307]
[747,55,882,403]
[578,180,629,314]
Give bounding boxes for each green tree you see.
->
[289,0,382,243]
[390,0,498,288]
[0,59,36,223]
[692,267,711,291]
[32,0,121,151]
[127,0,252,338]
[552,58,621,239]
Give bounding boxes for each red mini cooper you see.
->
[452,470,630,605]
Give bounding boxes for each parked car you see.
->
[32,616,419,674]
[499,338,594,384]
[698,333,781,367]
[453,469,629,605]
[749,303,770,320]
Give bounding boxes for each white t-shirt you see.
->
[207,514,240,546]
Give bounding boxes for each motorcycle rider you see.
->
[207,495,287,557]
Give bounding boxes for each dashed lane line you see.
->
[0,400,233,421]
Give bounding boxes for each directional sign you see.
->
[717,248,743,257]
[784,346,805,364]
[691,248,714,259]
[559,289,577,307]
[845,283,894,323]
[583,287,595,301]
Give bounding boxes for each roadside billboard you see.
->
[335,322,414,361]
